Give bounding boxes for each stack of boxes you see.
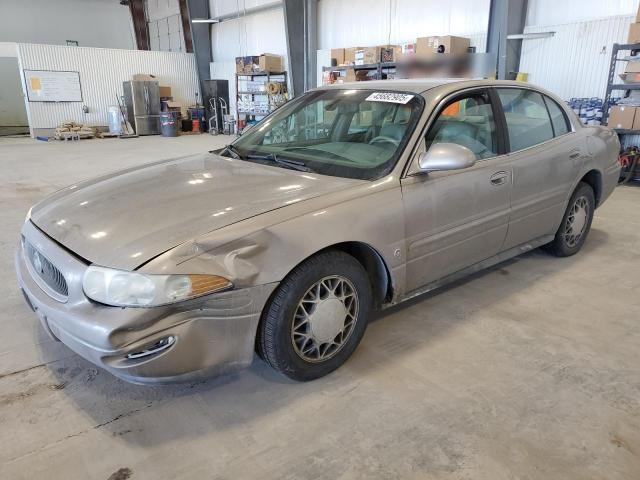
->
[234,54,283,74]
[607,8,640,130]
[325,35,470,85]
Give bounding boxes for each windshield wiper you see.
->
[223,144,243,159]
[245,152,312,172]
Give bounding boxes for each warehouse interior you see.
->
[1,0,639,478]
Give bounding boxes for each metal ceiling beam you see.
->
[283,0,317,96]
[487,0,528,80]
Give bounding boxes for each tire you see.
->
[543,182,595,257]
[257,250,372,381]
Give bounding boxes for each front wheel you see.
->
[257,250,372,381]
[544,182,595,257]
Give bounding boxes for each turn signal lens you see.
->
[83,265,232,307]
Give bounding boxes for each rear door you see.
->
[401,88,512,293]
[495,88,583,249]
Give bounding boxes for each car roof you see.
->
[315,78,541,96]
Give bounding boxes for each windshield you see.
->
[228,89,425,180]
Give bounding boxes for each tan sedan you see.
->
[16,79,620,384]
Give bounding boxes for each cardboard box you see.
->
[619,72,640,83]
[379,45,402,63]
[416,36,470,56]
[625,61,640,73]
[401,42,415,54]
[343,67,356,82]
[355,47,381,65]
[633,110,640,130]
[132,73,157,81]
[258,53,283,72]
[159,86,172,97]
[344,47,363,64]
[235,57,244,74]
[238,54,282,74]
[629,23,640,44]
[608,105,636,129]
[331,48,345,66]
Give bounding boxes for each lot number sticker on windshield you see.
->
[365,92,414,104]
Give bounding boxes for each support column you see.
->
[186,0,212,98]
[487,0,528,80]
[283,0,317,96]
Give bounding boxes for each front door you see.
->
[401,89,512,293]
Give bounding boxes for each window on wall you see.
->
[496,89,554,152]
[426,90,498,160]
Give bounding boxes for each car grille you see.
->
[23,237,69,298]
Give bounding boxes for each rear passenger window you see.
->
[426,91,498,160]
[497,89,553,151]
[544,96,570,136]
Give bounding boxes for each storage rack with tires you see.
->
[236,71,288,132]
[602,42,640,182]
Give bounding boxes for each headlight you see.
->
[25,206,33,223]
[82,265,232,307]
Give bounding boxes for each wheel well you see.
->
[319,242,393,308]
[580,170,602,206]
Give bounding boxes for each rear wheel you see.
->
[544,182,595,257]
[257,250,372,381]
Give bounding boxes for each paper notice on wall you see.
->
[365,92,414,104]
[30,77,42,91]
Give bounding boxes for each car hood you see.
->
[30,152,364,270]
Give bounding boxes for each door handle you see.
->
[569,149,581,159]
[490,171,508,186]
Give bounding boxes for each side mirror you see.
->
[417,143,476,173]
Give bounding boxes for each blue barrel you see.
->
[160,111,178,137]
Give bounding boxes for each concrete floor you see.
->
[1,135,639,480]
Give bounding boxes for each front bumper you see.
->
[16,221,277,385]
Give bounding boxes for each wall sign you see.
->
[23,70,83,102]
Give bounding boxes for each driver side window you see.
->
[426,91,498,160]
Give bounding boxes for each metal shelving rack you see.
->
[235,71,288,127]
[322,62,397,80]
[602,42,640,132]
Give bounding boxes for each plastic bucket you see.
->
[160,111,178,137]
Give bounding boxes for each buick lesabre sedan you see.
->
[16,80,620,384]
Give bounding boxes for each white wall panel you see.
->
[317,0,490,50]
[0,0,135,49]
[526,0,638,27]
[209,0,280,18]
[209,4,288,114]
[519,16,632,100]
[16,44,200,135]
[146,0,181,22]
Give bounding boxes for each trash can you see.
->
[160,111,178,137]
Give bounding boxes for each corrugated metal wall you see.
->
[16,43,199,135]
[317,0,490,50]
[519,15,633,100]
